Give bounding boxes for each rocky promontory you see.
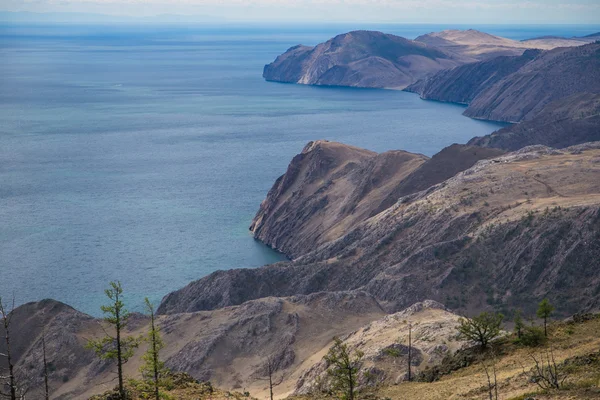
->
[263,30,464,89]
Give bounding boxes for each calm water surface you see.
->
[1,23,597,315]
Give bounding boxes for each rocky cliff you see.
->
[249,140,427,258]
[263,30,464,89]
[159,142,600,318]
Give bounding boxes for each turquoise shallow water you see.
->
[1,23,598,315]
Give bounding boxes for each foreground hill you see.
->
[263,30,465,89]
[160,142,600,317]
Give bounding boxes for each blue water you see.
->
[1,23,597,316]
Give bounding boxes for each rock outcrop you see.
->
[263,30,464,89]
[160,142,600,317]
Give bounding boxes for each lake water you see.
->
[1,23,598,315]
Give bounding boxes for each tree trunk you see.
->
[116,300,124,399]
[43,336,50,400]
[151,312,159,400]
[2,314,16,400]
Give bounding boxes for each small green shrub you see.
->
[518,326,546,347]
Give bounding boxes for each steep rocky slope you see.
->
[249,140,427,258]
[263,30,464,89]
[469,93,600,150]
[160,142,600,317]
[405,49,541,104]
[463,42,600,122]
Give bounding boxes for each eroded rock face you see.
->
[263,30,464,90]
[160,143,600,317]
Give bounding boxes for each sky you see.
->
[0,0,599,24]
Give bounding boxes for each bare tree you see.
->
[0,296,16,400]
[481,352,499,400]
[257,356,284,400]
[528,347,566,390]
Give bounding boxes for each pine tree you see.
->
[140,298,167,400]
[513,309,525,339]
[536,299,554,337]
[86,281,138,400]
[324,337,363,400]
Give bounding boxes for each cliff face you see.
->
[249,140,427,258]
[263,30,463,89]
[468,93,600,150]
[159,142,600,317]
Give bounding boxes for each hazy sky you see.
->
[1,0,599,24]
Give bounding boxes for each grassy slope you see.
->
[289,316,600,400]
